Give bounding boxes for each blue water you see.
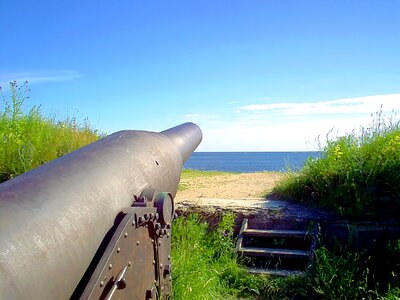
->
[184,152,321,173]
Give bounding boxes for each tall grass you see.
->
[171,213,309,299]
[0,81,101,182]
[273,109,400,217]
[269,110,400,298]
[172,214,400,299]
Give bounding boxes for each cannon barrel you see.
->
[0,122,202,299]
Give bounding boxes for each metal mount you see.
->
[80,192,174,299]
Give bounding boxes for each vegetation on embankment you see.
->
[172,212,400,299]
[273,110,400,218]
[171,213,309,299]
[0,81,101,182]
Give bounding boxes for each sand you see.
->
[175,172,285,203]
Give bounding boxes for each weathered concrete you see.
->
[176,196,334,233]
[176,197,400,250]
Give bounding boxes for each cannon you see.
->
[0,122,202,299]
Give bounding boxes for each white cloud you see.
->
[194,94,400,151]
[0,70,82,87]
[197,116,372,151]
[238,94,400,115]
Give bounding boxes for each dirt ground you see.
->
[175,172,285,203]
[174,171,329,231]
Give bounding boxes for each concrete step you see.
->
[246,267,305,277]
[238,246,309,258]
[243,228,308,238]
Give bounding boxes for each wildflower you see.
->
[334,144,343,159]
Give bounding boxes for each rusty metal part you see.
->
[81,208,157,299]
[156,229,172,296]
[0,123,202,299]
[81,192,174,300]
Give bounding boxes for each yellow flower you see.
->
[334,145,343,159]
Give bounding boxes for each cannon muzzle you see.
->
[0,122,202,299]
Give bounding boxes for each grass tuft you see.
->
[172,213,400,299]
[273,109,400,217]
[0,81,101,182]
[172,213,311,299]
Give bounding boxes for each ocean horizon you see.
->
[184,151,321,173]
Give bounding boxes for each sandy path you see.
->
[174,172,330,230]
[175,172,285,202]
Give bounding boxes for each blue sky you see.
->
[1,1,399,151]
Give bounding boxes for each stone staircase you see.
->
[236,218,318,276]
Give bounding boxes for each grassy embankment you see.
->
[267,111,400,298]
[172,213,309,299]
[0,81,101,183]
[273,110,400,218]
[174,179,400,299]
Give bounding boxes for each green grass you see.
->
[0,81,101,182]
[268,110,400,298]
[172,213,400,299]
[273,110,400,218]
[181,169,239,178]
[171,213,310,299]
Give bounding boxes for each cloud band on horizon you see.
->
[0,70,82,87]
[237,94,400,115]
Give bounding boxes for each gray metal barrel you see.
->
[0,122,202,299]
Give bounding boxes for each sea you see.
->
[183,152,321,173]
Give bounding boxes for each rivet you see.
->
[167,233,170,238]
[152,260,156,265]
[168,255,171,260]
[108,264,112,270]
[160,264,163,269]
[124,232,128,238]
[151,239,155,244]
[155,213,159,220]
[117,247,121,253]
[158,241,162,246]
[136,241,140,246]
[128,261,132,267]
[100,281,104,287]
[132,220,136,226]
